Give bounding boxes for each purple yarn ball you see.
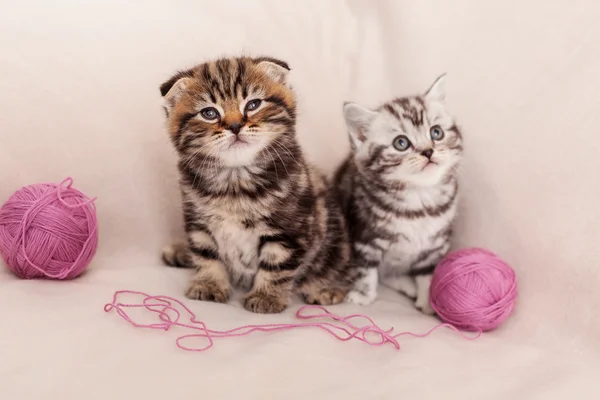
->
[0,178,98,280]
[430,248,518,332]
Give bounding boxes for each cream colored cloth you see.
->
[1,1,599,398]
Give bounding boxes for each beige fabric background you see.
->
[1,0,599,398]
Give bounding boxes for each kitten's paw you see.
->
[414,274,435,315]
[415,299,436,316]
[185,280,230,303]
[345,289,376,306]
[243,292,287,314]
[383,276,417,300]
[162,243,191,268]
[303,288,347,306]
[344,267,378,305]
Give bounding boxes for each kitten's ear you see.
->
[160,69,195,114]
[343,102,378,148]
[425,73,447,104]
[255,57,290,84]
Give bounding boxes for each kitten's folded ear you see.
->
[254,57,290,84]
[343,102,378,149]
[160,69,195,115]
[425,73,447,104]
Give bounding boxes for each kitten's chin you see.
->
[395,162,453,187]
[416,168,447,186]
[219,143,265,167]
[218,134,274,167]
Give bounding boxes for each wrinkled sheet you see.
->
[1,0,599,398]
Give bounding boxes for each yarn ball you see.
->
[430,248,517,332]
[0,177,98,280]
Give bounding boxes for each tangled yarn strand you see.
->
[104,290,481,352]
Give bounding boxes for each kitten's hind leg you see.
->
[298,282,348,306]
[345,267,378,305]
[161,242,192,268]
[382,275,417,300]
[295,230,355,307]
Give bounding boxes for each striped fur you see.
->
[334,75,463,314]
[160,56,357,313]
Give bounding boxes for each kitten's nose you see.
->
[421,149,434,159]
[229,123,243,135]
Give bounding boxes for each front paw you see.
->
[414,274,435,315]
[345,289,376,306]
[415,298,436,315]
[243,292,288,314]
[185,280,230,303]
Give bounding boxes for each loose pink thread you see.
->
[104,290,481,352]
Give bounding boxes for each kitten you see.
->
[160,56,357,314]
[334,75,462,314]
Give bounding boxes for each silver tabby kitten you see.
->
[334,75,462,314]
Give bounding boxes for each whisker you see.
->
[274,141,301,167]
[265,148,279,181]
[271,145,290,177]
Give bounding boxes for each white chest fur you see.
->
[207,215,260,288]
[185,187,268,289]
[378,185,457,279]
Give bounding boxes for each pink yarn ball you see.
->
[0,178,98,280]
[430,248,517,332]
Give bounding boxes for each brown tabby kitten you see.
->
[160,56,357,314]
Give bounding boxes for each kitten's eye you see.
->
[430,125,445,141]
[200,107,219,120]
[245,99,262,112]
[392,135,411,151]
